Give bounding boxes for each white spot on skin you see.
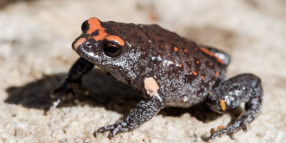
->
[81,47,100,60]
[157,55,162,61]
[183,96,189,102]
[163,60,174,67]
[126,41,131,47]
[144,77,162,101]
[88,52,95,57]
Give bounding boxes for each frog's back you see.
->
[103,21,225,106]
[136,24,225,106]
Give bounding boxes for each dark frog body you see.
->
[52,17,263,139]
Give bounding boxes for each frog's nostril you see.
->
[86,42,92,48]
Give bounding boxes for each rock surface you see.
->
[0,0,286,142]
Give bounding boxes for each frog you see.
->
[51,17,263,139]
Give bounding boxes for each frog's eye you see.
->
[81,20,89,32]
[103,41,122,57]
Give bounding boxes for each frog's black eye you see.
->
[103,41,122,57]
[81,20,89,32]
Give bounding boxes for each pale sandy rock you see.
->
[0,0,285,143]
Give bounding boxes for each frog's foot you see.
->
[206,74,263,139]
[50,81,86,108]
[97,121,130,138]
[210,119,248,139]
[96,96,164,138]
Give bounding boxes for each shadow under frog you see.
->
[5,69,241,124]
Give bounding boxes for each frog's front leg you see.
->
[206,74,263,139]
[97,77,165,138]
[51,57,94,107]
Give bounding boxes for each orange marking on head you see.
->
[220,99,226,111]
[87,17,102,34]
[174,46,178,52]
[87,17,125,46]
[106,35,125,46]
[201,76,204,80]
[193,71,198,76]
[73,38,86,50]
[183,49,188,53]
[199,47,224,64]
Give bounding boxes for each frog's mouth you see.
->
[76,45,101,63]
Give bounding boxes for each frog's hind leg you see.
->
[205,74,263,139]
[199,45,231,67]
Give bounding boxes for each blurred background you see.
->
[0,0,285,142]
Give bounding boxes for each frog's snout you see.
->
[72,38,86,51]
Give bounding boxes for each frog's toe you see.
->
[97,124,115,133]
[50,89,77,108]
[210,120,249,139]
[51,98,62,108]
[97,122,129,138]
[210,128,227,139]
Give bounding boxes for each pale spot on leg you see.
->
[144,77,159,96]
[143,77,163,101]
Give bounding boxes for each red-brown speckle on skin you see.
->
[184,49,188,53]
[215,71,219,77]
[174,46,178,52]
[193,71,198,76]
